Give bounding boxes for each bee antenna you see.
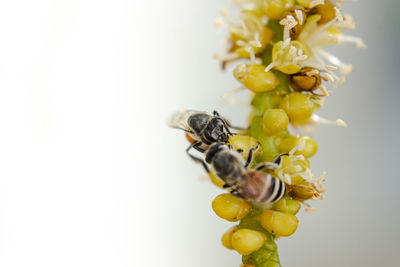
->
[213,110,221,117]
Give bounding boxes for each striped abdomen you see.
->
[241,171,285,203]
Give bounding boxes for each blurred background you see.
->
[0,0,398,266]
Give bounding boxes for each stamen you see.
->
[318,49,352,74]
[337,35,366,48]
[314,183,328,193]
[335,0,344,7]
[280,15,297,42]
[334,7,344,22]
[306,207,318,213]
[311,114,347,127]
[248,32,262,47]
[295,9,304,25]
[306,69,320,76]
[248,46,257,64]
[289,139,306,157]
[325,65,338,71]
[264,62,275,72]
[321,73,335,83]
[289,155,306,162]
[283,38,291,47]
[299,169,314,183]
[310,0,325,8]
[318,84,330,96]
[221,6,228,18]
[283,174,292,185]
[221,86,250,106]
[337,76,346,86]
[213,52,240,62]
[215,17,224,28]
[336,14,356,29]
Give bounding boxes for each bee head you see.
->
[204,118,230,143]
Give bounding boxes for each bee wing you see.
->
[167,109,205,132]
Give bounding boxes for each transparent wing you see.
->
[167,109,206,131]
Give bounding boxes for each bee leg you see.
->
[255,153,288,171]
[229,185,238,193]
[225,119,248,131]
[186,141,209,173]
[192,143,205,153]
[255,162,279,171]
[213,110,248,133]
[274,153,288,165]
[230,188,243,198]
[244,143,260,168]
[227,124,248,131]
[222,183,231,189]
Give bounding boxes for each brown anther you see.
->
[309,3,336,24]
[280,7,307,40]
[288,184,318,201]
[290,67,322,93]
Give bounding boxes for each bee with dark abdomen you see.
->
[192,142,286,203]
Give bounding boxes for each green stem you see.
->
[240,22,288,267]
[239,209,281,267]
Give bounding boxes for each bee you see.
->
[168,110,236,155]
[195,142,286,203]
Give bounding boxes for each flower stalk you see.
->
[210,1,363,266]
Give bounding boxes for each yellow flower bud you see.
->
[273,197,301,215]
[279,92,313,121]
[222,226,239,250]
[212,194,251,222]
[234,64,280,93]
[264,0,295,20]
[260,210,298,237]
[271,41,309,74]
[231,12,274,58]
[228,135,261,161]
[232,229,267,255]
[262,109,289,136]
[279,136,318,158]
[297,0,317,8]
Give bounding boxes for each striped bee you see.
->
[200,143,285,203]
[168,110,234,153]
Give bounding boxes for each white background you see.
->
[0,0,398,266]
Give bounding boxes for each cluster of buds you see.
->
[209,1,363,266]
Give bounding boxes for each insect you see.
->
[191,142,286,203]
[168,110,236,154]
